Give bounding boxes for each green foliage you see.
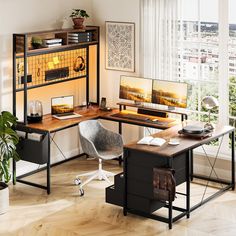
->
[70,9,89,18]
[0,111,19,183]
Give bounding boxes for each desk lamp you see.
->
[201,96,219,130]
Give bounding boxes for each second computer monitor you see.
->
[119,76,152,103]
[152,80,188,108]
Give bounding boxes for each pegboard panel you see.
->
[16,47,87,91]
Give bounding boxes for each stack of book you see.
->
[68,32,92,44]
[43,38,63,48]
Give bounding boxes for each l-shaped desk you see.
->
[13,104,235,229]
[14,104,179,194]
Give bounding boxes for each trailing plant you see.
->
[0,111,19,183]
[70,9,89,18]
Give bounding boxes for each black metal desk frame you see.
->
[123,129,235,229]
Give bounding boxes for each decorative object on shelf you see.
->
[73,56,85,72]
[0,111,19,214]
[70,9,89,29]
[201,96,219,130]
[27,100,43,123]
[61,16,72,29]
[105,21,135,72]
[15,47,87,90]
[31,36,43,49]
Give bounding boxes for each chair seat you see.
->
[97,147,123,160]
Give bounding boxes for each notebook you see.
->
[51,95,82,120]
[137,136,166,146]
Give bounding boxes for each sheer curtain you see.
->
[140,0,179,80]
[140,0,179,135]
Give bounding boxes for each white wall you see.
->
[92,0,142,143]
[0,0,93,175]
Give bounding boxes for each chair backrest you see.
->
[78,120,102,143]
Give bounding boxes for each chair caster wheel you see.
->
[79,188,84,196]
[74,178,81,185]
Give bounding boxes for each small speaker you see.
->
[137,108,168,118]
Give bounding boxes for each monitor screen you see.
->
[51,95,74,115]
[152,80,188,108]
[119,76,152,103]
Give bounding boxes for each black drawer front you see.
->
[128,194,165,213]
[106,185,123,207]
[127,179,153,198]
[127,150,167,168]
[114,173,124,191]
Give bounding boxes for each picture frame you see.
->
[105,21,135,72]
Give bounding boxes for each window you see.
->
[178,0,236,155]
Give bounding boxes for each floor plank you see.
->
[0,157,235,236]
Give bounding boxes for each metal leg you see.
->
[186,150,190,218]
[47,132,51,194]
[190,149,193,181]
[118,122,123,166]
[123,149,128,216]
[13,160,16,185]
[232,130,235,190]
[168,200,173,229]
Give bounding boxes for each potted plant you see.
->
[0,111,19,215]
[31,36,43,49]
[70,9,89,29]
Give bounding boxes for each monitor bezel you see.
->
[152,79,188,109]
[119,75,153,103]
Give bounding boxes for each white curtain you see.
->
[140,0,179,136]
[140,0,179,81]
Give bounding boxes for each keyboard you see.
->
[112,113,151,121]
[55,112,74,117]
[111,113,170,125]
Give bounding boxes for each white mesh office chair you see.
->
[75,120,123,196]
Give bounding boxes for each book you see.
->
[137,136,166,146]
[43,38,62,44]
[44,43,62,48]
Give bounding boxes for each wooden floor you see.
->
[1,157,236,236]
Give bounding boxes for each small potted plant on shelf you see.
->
[0,111,19,215]
[70,9,89,29]
[31,36,43,49]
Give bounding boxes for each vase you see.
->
[0,182,9,215]
[72,17,85,29]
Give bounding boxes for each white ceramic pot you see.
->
[0,182,9,215]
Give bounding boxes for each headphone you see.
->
[73,56,85,72]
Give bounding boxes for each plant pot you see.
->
[72,17,85,29]
[0,182,9,215]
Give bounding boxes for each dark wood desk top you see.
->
[101,110,177,130]
[24,106,119,133]
[24,106,177,133]
[124,122,235,158]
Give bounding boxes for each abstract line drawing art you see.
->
[105,21,135,72]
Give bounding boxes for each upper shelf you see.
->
[14,26,99,58]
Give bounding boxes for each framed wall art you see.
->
[105,21,135,72]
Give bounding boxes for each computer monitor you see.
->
[119,76,152,103]
[152,80,188,109]
[51,95,74,115]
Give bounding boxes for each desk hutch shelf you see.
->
[13,26,100,123]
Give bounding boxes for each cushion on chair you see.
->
[79,120,123,160]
